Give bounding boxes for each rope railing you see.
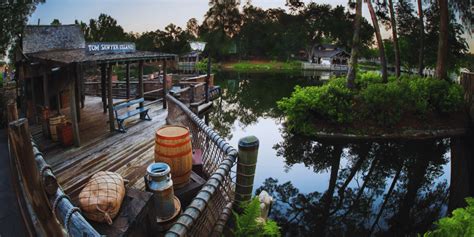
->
[165,94,238,237]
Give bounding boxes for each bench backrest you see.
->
[113,98,145,111]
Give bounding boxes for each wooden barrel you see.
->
[154,125,192,188]
[49,115,65,142]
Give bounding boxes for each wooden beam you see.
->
[42,70,50,138]
[101,64,107,113]
[138,60,144,119]
[108,63,115,132]
[69,66,81,147]
[126,62,131,99]
[42,70,50,107]
[30,77,38,124]
[163,60,167,109]
[74,63,81,123]
[8,119,64,235]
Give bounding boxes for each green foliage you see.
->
[359,83,405,126]
[233,198,281,237]
[278,72,465,132]
[278,80,353,133]
[355,71,383,89]
[196,58,219,73]
[425,198,474,237]
[229,61,301,71]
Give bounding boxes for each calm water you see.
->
[209,71,457,236]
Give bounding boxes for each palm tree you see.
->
[435,0,471,80]
[346,0,363,89]
[435,0,449,80]
[366,0,388,82]
[388,0,401,77]
[417,0,424,76]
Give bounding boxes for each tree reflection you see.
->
[209,71,321,139]
[257,129,451,236]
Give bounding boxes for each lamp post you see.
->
[189,41,210,102]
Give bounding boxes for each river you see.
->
[207,70,468,236]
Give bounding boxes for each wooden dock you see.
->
[39,96,168,203]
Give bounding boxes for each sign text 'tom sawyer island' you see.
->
[86,42,136,55]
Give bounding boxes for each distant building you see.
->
[178,50,202,73]
[309,44,350,65]
[302,44,350,71]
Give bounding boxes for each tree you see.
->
[435,0,472,79]
[388,0,401,77]
[204,0,242,37]
[0,0,43,57]
[50,19,61,26]
[87,14,128,42]
[366,0,388,82]
[347,0,363,89]
[186,18,200,40]
[417,0,424,76]
[435,0,448,79]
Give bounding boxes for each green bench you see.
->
[113,98,151,133]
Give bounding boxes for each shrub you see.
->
[278,82,353,133]
[359,82,406,126]
[233,197,281,237]
[278,73,465,132]
[356,71,382,89]
[425,198,474,237]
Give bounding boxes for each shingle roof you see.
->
[313,48,350,58]
[22,25,176,65]
[23,25,85,54]
[26,48,176,65]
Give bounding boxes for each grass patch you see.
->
[224,60,301,71]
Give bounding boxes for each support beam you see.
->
[69,66,81,147]
[107,64,115,132]
[163,60,167,109]
[79,63,85,108]
[74,63,81,123]
[205,56,211,103]
[126,62,131,99]
[100,64,107,113]
[31,77,38,124]
[42,70,50,138]
[138,61,144,118]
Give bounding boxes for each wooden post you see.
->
[7,102,19,124]
[138,60,144,119]
[108,63,115,132]
[8,118,63,235]
[69,67,81,147]
[42,70,50,137]
[163,60,167,109]
[101,64,107,113]
[205,57,211,103]
[74,63,81,123]
[79,63,85,108]
[31,77,38,123]
[235,136,259,211]
[126,62,131,99]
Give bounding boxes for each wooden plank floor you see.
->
[42,96,168,202]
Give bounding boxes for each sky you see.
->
[28,0,473,52]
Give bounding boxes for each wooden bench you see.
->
[113,98,151,133]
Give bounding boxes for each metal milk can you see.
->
[145,162,176,220]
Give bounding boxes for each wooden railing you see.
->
[7,103,100,237]
[165,94,237,237]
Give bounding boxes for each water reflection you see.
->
[211,71,322,139]
[209,71,463,236]
[263,129,450,236]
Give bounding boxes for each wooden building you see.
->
[17,25,176,147]
[302,44,350,71]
